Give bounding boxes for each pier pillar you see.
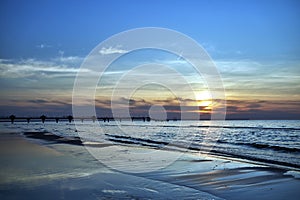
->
[40,115,46,123]
[67,115,73,123]
[9,115,15,124]
[92,116,96,123]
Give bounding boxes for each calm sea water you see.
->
[2,120,300,169]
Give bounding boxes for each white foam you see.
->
[284,171,300,179]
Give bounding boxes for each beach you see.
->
[1,123,299,200]
[0,131,219,199]
[1,0,300,199]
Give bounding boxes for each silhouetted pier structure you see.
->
[1,115,159,124]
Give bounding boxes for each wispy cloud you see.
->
[214,59,300,100]
[52,56,84,65]
[36,43,52,49]
[99,46,128,55]
[0,57,89,79]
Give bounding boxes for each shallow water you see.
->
[1,120,300,169]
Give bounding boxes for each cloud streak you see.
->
[99,46,128,55]
[0,58,89,79]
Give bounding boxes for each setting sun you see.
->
[195,91,212,107]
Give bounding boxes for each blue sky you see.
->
[0,0,300,119]
[1,0,299,60]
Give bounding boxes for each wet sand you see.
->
[0,131,299,199]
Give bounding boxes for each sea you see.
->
[1,120,300,170]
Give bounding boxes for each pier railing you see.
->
[0,115,155,124]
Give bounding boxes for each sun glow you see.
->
[195,91,212,108]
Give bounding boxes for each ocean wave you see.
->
[104,133,300,170]
[105,134,169,146]
[217,140,300,153]
[100,123,300,131]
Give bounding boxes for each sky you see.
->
[0,0,300,119]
